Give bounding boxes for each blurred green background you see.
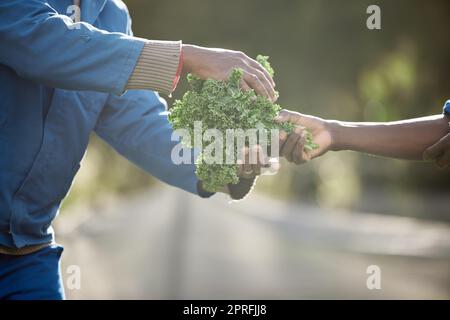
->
[65,0,450,221]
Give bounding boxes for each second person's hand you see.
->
[274,109,334,164]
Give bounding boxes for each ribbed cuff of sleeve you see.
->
[126,40,182,95]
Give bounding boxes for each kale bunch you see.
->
[169,56,318,192]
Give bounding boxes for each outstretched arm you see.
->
[0,0,275,98]
[330,114,449,160]
[275,110,450,164]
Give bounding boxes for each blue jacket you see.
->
[0,0,201,248]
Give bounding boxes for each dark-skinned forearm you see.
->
[329,114,450,160]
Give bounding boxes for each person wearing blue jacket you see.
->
[0,0,277,299]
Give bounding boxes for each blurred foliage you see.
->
[66,0,450,220]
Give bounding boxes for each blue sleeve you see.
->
[0,0,144,95]
[443,100,450,115]
[94,91,204,196]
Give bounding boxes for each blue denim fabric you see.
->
[0,245,65,300]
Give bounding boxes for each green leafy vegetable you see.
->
[169,55,318,192]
